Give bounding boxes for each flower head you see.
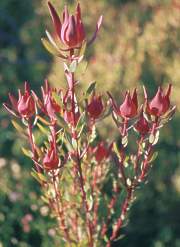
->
[3,82,35,118]
[135,111,150,135]
[109,89,138,119]
[87,95,103,119]
[93,142,112,163]
[42,2,103,57]
[43,142,59,170]
[144,84,172,117]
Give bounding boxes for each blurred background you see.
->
[0,0,180,246]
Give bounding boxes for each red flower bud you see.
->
[109,89,138,119]
[94,142,111,163]
[47,2,102,50]
[87,95,103,119]
[4,82,35,118]
[41,80,61,120]
[17,82,35,118]
[144,84,172,117]
[135,112,150,135]
[43,142,59,170]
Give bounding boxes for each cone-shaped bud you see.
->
[43,142,59,170]
[87,95,103,119]
[145,84,172,117]
[119,89,138,118]
[41,81,61,120]
[46,2,102,50]
[17,82,35,118]
[94,142,111,163]
[135,111,150,135]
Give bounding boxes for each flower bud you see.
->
[41,80,61,120]
[87,95,103,119]
[43,142,59,170]
[145,84,172,117]
[109,89,138,119]
[135,112,150,135]
[94,142,111,163]
[46,2,102,51]
[17,82,35,118]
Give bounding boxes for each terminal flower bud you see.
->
[43,142,59,170]
[87,95,103,119]
[45,2,102,52]
[144,84,172,117]
[4,82,35,118]
[109,89,138,119]
[17,82,35,118]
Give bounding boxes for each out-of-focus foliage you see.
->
[0,0,180,246]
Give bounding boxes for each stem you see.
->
[27,120,41,173]
[76,149,94,247]
[52,171,72,245]
[68,52,93,246]
[138,122,158,181]
[110,187,133,241]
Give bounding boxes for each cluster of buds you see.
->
[3,1,176,247]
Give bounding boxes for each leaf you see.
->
[147,151,158,163]
[69,60,78,73]
[45,30,59,49]
[149,133,155,144]
[56,115,69,132]
[37,172,47,182]
[76,112,86,130]
[31,170,42,184]
[37,123,49,135]
[41,195,49,204]
[149,131,159,145]
[86,81,96,96]
[37,115,50,125]
[11,120,24,133]
[22,147,32,158]
[113,142,121,160]
[78,40,87,59]
[122,135,128,147]
[41,38,66,59]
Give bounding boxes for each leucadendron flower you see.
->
[87,95,103,119]
[144,84,171,117]
[42,2,103,59]
[43,142,59,170]
[3,82,35,118]
[109,89,138,119]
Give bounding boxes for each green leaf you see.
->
[122,135,128,147]
[41,38,66,59]
[113,142,121,160]
[22,147,32,158]
[76,112,86,130]
[56,115,69,132]
[11,120,24,134]
[31,170,42,184]
[78,40,87,59]
[149,133,155,144]
[69,60,78,73]
[86,81,96,96]
[37,123,49,135]
[147,151,158,163]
